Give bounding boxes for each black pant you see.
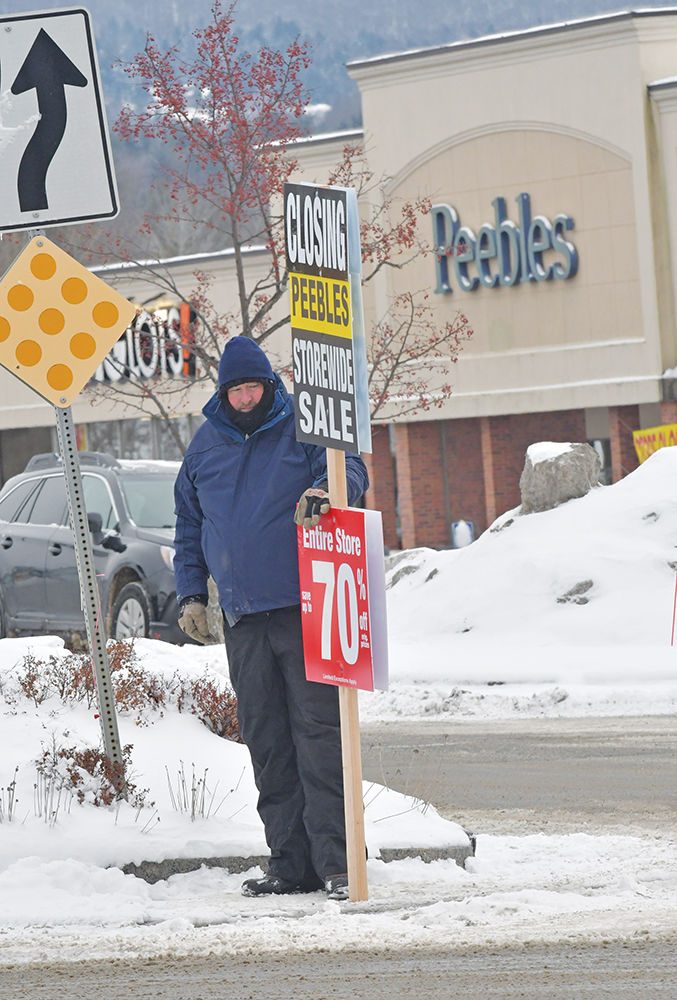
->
[223,605,346,883]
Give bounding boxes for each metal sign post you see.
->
[0,235,135,791]
[0,10,131,792]
[55,405,125,784]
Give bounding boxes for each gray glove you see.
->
[294,485,331,529]
[178,600,219,644]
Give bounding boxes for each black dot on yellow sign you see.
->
[0,237,135,406]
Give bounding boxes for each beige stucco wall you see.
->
[648,79,677,375]
[385,128,647,417]
[346,10,677,419]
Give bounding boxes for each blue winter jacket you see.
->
[173,376,369,615]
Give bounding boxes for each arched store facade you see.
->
[348,8,677,548]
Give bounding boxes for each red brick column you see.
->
[362,424,399,550]
[480,417,497,526]
[608,405,640,482]
[392,421,447,549]
[393,409,590,547]
[441,418,488,536]
[660,402,677,425]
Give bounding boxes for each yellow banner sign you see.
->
[289,272,351,339]
[633,423,677,463]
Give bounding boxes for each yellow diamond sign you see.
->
[0,236,135,408]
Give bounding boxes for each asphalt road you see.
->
[3,938,677,1000]
[1,715,676,999]
[360,715,677,837]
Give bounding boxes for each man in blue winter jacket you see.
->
[173,336,369,901]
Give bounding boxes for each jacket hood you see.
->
[203,372,292,439]
[218,336,275,388]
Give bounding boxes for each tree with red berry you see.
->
[81,1,471,445]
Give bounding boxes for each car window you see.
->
[119,473,177,529]
[0,479,41,523]
[24,476,68,526]
[83,474,117,530]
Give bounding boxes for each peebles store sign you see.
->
[433,193,578,293]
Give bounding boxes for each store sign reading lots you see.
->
[92,305,195,383]
[433,193,578,293]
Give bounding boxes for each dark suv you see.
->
[0,451,185,644]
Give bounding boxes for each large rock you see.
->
[519,442,601,514]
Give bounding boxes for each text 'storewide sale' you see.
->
[297,506,388,692]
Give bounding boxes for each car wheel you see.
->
[111,582,151,640]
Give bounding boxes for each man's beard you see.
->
[221,380,275,434]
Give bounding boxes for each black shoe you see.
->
[324,874,349,900]
[241,874,322,897]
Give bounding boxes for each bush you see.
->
[37,737,149,809]
[3,641,240,810]
[176,672,240,741]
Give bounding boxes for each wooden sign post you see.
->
[285,182,378,902]
[327,448,368,900]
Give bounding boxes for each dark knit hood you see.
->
[218,336,275,388]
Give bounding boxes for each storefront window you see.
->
[68,415,204,463]
[155,415,195,461]
[82,421,122,456]
[589,439,611,485]
[120,419,153,459]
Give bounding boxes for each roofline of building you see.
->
[288,128,363,148]
[346,8,677,73]
[90,243,269,276]
[648,75,677,91]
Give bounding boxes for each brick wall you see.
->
[393,422,448,550]
[660,402,677,424]
[363,424,399,550]
[367,409,599,549]
[441,418,487,536]
[481,410,588,520]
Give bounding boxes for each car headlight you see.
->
[160,545,175,570]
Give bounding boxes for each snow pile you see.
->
[526,441,574,464]
[1,830,675,962]
[0,635,468,873]
[384,446,677,706]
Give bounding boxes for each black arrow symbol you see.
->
[11,29,88,213]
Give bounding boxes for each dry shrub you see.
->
[106,639,167,720]
[17,654,51,706]
[176,673,240,741]
[46,651,97,707]
[11,640,238,740]
[14,641,167,720]
[37,738,148,809]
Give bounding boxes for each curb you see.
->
[122,834,476,884]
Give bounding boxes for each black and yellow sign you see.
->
[0,235,135,407]
[285,184,348,281]
[285,182,361,451]
[289,273,351,339]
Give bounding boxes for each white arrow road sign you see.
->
[0,7,119,232]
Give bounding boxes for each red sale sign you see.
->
[297,507,388,692]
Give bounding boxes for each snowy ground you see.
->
[1,445,677,963]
